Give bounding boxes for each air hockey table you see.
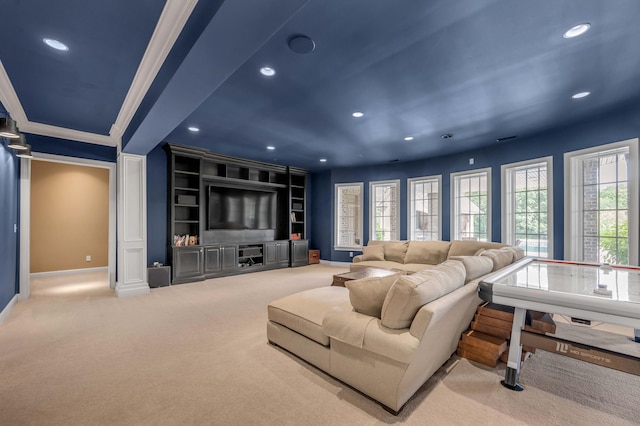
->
[478,257,640,390]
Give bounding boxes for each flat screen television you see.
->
[208,185,277,231]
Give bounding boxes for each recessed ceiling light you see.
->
[572,91,591,99]
[188,126,200,132]
[266,145,275,150]
[260,66,276,77]
[440,133,453,139]
[319,158,327,163]
[563,23,590,39]
[352,111,364,118]
[404,136,414,141]
[43,38,69,51]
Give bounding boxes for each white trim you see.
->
[30,267,109,279]
[22,153,118,294]
[0,295,18,325]
[369,179,401,241]
[19,158,31,301]
[334,182,364,251]
[319,260,352,267]
[500,157,553,259]
[564,138,639,265]
[0,1,197,150]
[407,175,442,241]
[450,167,492,241]
[109,0,198,145]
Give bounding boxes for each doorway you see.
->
[19,153,116,300]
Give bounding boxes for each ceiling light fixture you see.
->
[352,111,364,118]
[188,126,200,132]
[260,66,276,77]
[440,133,453,139]
[404,136,414,141]
[572,91,591,99]
[16,144,33,159]
[0,117,20,138]
[319,158,327,163]
[43,38,69,51]
[8,133,28,150]
[563,23,591,39]
[266,145,275,150]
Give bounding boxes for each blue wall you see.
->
[311,101,640,262]
[0,140,19,313]
[146,144,168,265]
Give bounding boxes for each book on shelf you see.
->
[291,212,296,222]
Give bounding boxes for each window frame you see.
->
[564,138,639,265]
[369,179,401,241]
[407,175,442,241]
[334,182,364,251]
[501,156,553,258]
[450,167,492,242]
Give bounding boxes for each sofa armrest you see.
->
[352,255,364,263]
[409,282,481,340]
[323,308,375,348]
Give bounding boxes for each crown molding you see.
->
[109,0,198,140]
[0,0,198,150]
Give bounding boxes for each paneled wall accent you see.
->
[116,153,149,297]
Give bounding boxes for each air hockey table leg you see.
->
[501,307,526,391]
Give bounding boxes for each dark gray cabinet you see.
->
[204,246,221,275]
[265,240,290,266]
[173,246,204,283]
[291,240,309,267]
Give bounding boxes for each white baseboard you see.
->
[319,260,352,267]
[30,266,109,279]
[0,295,18,325]
[115,283,151,298]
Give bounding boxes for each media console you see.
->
[166,143,309,284]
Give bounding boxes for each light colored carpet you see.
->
[0,264,638,425]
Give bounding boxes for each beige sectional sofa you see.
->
[350,239,508,273]
[267,241,524,414]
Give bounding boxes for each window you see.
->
[369,180,400,241]
[408,175,441,240]
[451,168,491,241]
[565,139,639,265]
[502,157,553,258]
[334,183,363,250]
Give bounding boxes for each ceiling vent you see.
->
[288,35,315,54]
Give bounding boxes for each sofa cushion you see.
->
[480,248,514,271]
[448,240,505,257]
[361,244,385,261]
[404,241,451,265]
[322,308,376,348]
[268,286,351,346]
[503,246,526,261]
[380,260,466,329]
[448,255,494,283]
[384,241,409,263]
[345,273,402,318]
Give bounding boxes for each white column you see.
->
[116,153,150,297]
[19,157,31,301]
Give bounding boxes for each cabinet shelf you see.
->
[201,174,287,189]
[175,220,199,224]
[175,170,200,176]
[175,186,199,192]
[175,204,199,208]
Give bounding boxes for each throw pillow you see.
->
[380,260,465,329]
[345,273,401,318]
[448,255,494,283]
[361,244,385,261]
[503,246,525,261]
[474,248,485,256]
[384,241,409,263]
[480,248,514,271]
[404,241,451,265]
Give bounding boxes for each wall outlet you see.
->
[349,251,354,258]
[86,255,91,262]
[469,158,475,165]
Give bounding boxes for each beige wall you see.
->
[30,161,109,273]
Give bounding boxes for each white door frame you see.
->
[19,153,117,299]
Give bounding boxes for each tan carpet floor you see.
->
[0,264,638,425]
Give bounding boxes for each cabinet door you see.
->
[291,240,309,267]
[264,242,277,265]
[277,241,290,264]
[204,246,221,274]
[173,246,204,280]
[221,246,238,271]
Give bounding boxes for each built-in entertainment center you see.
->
[165,143,308,284]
